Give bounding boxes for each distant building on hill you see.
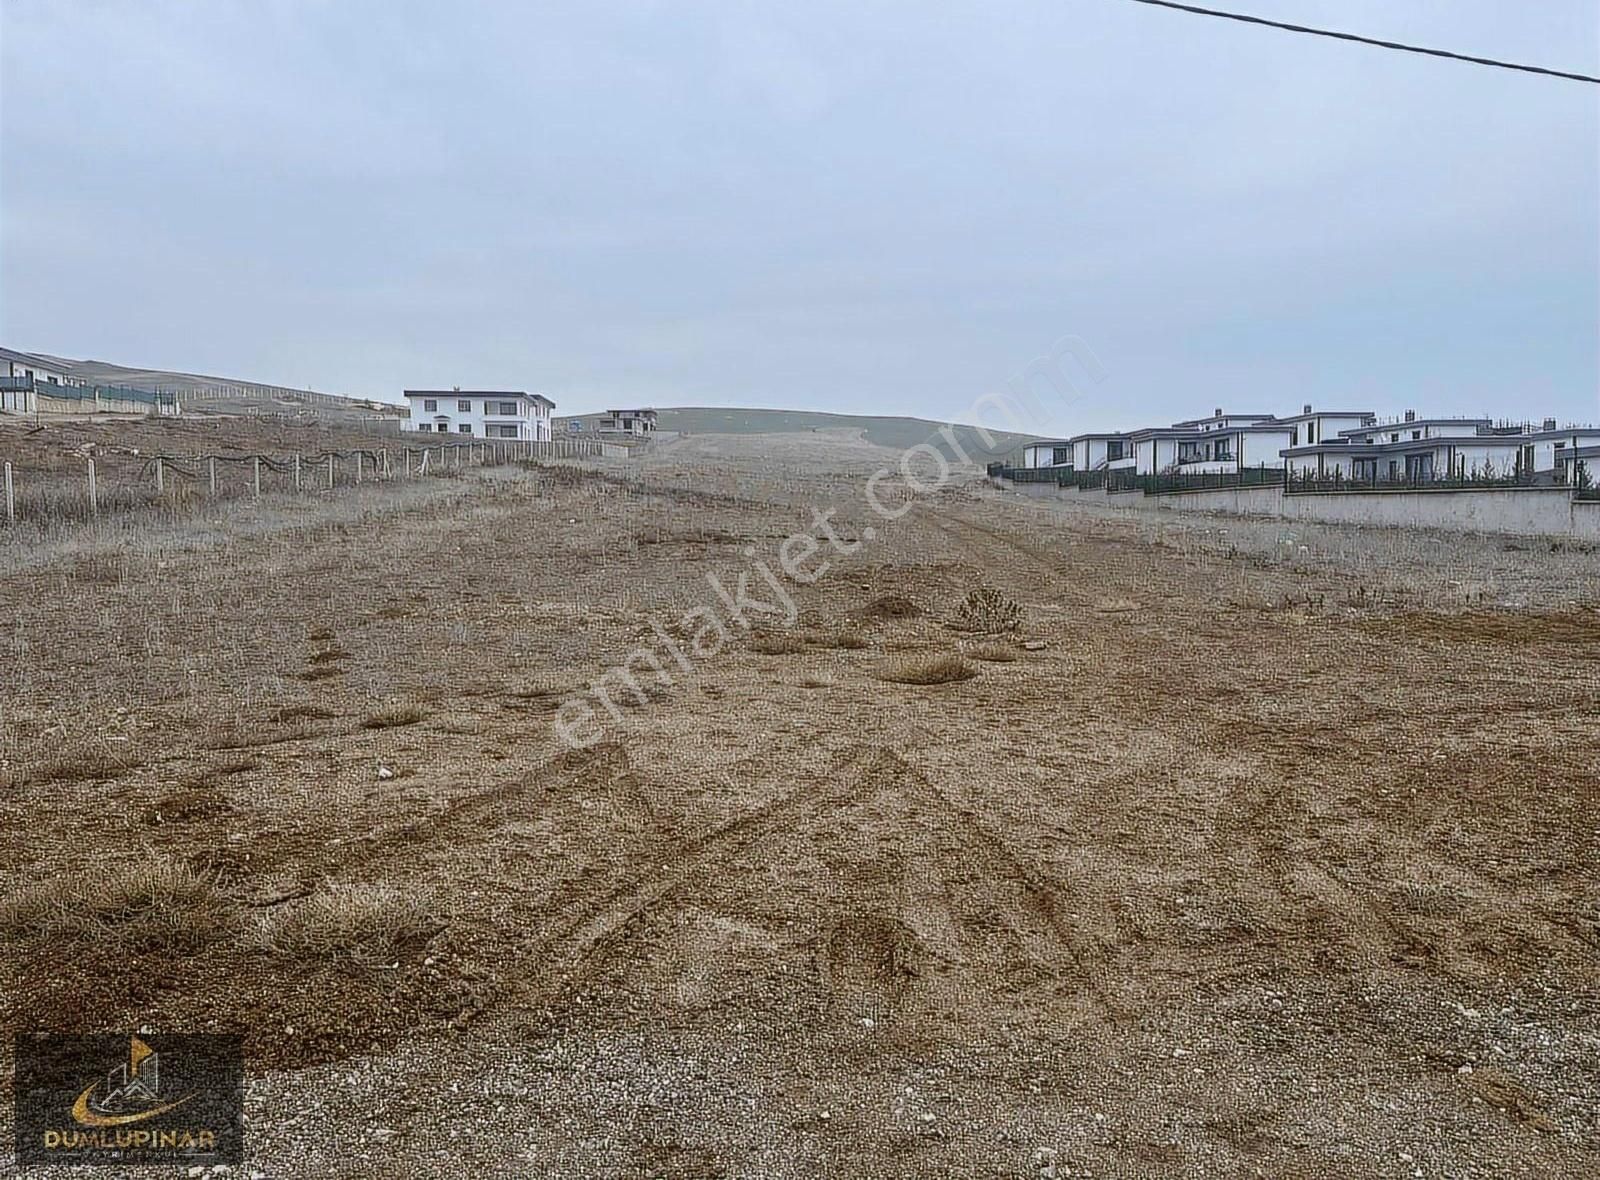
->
[402,389,554,440]
[598,408,657,437]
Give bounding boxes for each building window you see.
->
[458,399,472,413]
[1306,422,1316,444]
[1291,427,1299,446]
[493,401,519,415]
[458,424,472,434]
[423,399,437,412]
[1051,446,1070,466]
[418,423,432,432]
[1412,430,1421,440]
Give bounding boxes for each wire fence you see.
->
[0,437,624,531]
[1285,470,1547,495]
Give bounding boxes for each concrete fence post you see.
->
[253,457,262,497]
[404,449,412,478]
[209,457,217,496]
[3,461,13,523]
[155,457,164,493]
[328,454,336,488]
[355,452,363,485]
[87,459,98,517]
[294,453,302,491]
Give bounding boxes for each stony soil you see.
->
[1,427,1597,1177]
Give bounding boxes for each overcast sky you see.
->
[2,1,1595,433]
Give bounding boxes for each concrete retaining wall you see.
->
[37,393,159,415]
[999,479,1600,539]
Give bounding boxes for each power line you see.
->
[1122,0,1600,85]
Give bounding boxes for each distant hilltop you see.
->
[557,406,1032,458]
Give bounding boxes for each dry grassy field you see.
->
[2,423,1598,1177]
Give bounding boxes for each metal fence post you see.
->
[87,459,98,517]
[3,461,12,523]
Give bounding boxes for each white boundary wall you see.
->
[1002,481,1600,540]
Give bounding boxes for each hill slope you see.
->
[560,406,1032,458]
[28,354,395,418]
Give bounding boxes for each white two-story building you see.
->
[402,389,554,440]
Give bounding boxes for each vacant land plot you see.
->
[1,427,1597,1177]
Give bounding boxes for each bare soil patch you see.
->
[1,428,1596,1176]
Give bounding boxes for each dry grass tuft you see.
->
[361,702,429,729]
[874,653,977,685]
[18,741,141,786]
[829,630,870,650]
[509,674,580,702]
[1460,1068,1557,1132]
[749,631,807,656]
[799,674,835,689]
[258,883,438,964]
[952,588,1021,633]
[0,857,233,950]
[965,641,1020,663]
[859,594,921,620]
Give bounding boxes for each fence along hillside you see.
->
[0,436,626,530]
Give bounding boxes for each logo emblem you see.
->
[14,1032,243,1166]
[71,1036,197,1127]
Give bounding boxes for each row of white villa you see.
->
[1021,405,1600,484]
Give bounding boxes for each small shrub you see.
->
[362,702,428,729]
[0,857,233,950]
[831,631,869,650]
[874,653,977,685]
[258,883,437,964]
[952,588,1020,634]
